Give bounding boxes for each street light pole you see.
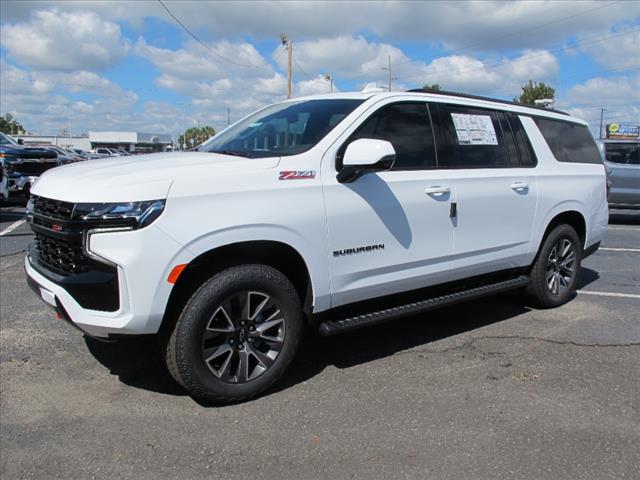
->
[599,108,606,139]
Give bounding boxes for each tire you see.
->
[166,264,304,404]
[526,224,582,308]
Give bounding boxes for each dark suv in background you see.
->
[0,132,58,201]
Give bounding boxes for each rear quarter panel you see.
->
[521,116,608,254]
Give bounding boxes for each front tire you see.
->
[526,224,582,308]
[166,264,304,403]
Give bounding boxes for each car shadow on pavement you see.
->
[0,207,27,223]
[576,267,600,290]
[83,294,531,401]
[83,272,601,404]
[84,335,187,397]
[278,293,531,390]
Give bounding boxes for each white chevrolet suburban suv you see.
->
[25,90,608,403]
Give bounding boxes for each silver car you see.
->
[597,140,640,209]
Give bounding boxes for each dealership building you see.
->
[16,131,174,153]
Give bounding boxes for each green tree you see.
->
[179,126,215,149]
[0,113,26,135]
[422,83,442,91]
[515,80,555,105]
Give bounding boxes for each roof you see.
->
[280,90,586,125]
[406,88,569,116]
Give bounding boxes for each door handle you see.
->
[510,182,529,191]
[425,186,451,195]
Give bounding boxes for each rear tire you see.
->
[166,264,304,404]
[526,224,582,308]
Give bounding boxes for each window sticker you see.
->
[451,113,498,145]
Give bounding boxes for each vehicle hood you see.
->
[0,144,58,158]
[31,151,280,203]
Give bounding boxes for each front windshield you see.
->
[0,132,18,146]
[200,99,364,158]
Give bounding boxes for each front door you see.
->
[322,101,456,307]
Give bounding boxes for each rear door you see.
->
[431,103,538,271]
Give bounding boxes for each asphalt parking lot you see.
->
[1,205,638,479]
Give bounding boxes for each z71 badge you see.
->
[279,171,316,180]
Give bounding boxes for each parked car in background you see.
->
[92,147,124,157]
[597,139,640,209]
[68,148,102,160]
[0,132,58,199]
[35,145,85,165]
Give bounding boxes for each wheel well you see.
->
[542,211,587,248]
[159,241,312,337]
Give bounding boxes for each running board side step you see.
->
[318,275,530,336]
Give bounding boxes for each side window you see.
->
[506,113,538,167]
[432,104,512,168]
[340,102,436,170]
[605,143,639,165]
[534,117,602,164]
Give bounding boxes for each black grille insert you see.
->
[32,195,74,220]
[33,231,88,275]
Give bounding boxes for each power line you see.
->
[291,55,311,80]
[394,0,623,67]
[157,0,273,68]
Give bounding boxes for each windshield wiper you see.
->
[211,149,250,158]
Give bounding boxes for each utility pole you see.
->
[381,55,397,92]
[227,107,231,126]
[599,108,606,139]
[324,74,333,93]
[281,33,293,99]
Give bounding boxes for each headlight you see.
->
[73,200,165,229]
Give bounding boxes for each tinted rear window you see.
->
[604,143,639,165]
[534,117,602,164]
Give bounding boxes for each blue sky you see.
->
[1,0,638,138]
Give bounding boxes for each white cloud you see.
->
[1,2,636,136]
[2,1,636,52]
[580,27,640,69]
[276,36,559,98]
[296,76,337,96]
[134,37,273,81]
[277,36,410,82]
[1,9,130,71]
[561,74,640,135]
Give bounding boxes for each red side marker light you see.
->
[167,264,188,284]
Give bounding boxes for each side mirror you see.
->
[17,138,24,145]
[337,138,396,183]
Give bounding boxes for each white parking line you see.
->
[600,247,640,253]
[578,290,640,299]
[607,226,640,231]
[0,219,25,237]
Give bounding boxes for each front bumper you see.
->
[25,223,192,339]
[8,174,37,193]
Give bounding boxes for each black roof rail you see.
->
[406,88,570,116]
